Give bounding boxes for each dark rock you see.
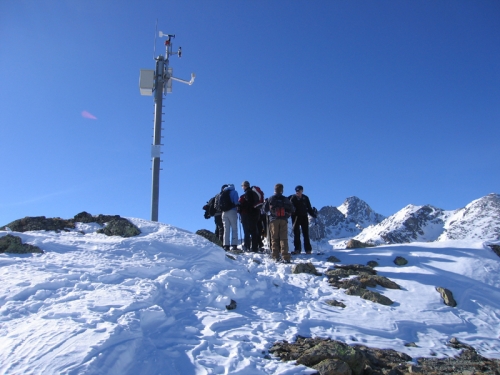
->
[367,260,379,267]
[358,275,401,289]
[326,255,341,263]
[436,287,457,307]
[325,299,346,308]
[271,336,500,375]
[2,216,75,232]
[393,256,408,266]
[0,234,43,254]
[345,286,394,305]
[312,358,352,375]
[226,299,237,310]
[195,229,223,247]
[291,262,320,276]
[73,211,95,223]
[334,264,377,275]
[488,244,500,257]
[96,218,141,238]
[346,239,375,249]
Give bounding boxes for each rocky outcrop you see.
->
[291,262,320,276]
[195,229,223,247]
[345,239,374,249]
[1,212,141,238]
[96,217,141,238]
[0,234,43,254]
[325,264,398,306]
[2,216,75,232]
[269,336,500,375]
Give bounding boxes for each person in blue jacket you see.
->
[221,184,239,251]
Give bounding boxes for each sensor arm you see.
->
[170,73,196,86]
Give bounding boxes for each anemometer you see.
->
[139,25,195,222]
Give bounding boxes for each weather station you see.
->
[139,29,195,222]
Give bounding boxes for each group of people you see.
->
[203,182,317,263]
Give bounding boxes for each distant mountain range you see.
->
[312,193,500,244]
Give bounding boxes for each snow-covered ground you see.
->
[1,218,500,375]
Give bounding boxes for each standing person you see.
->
[289,185,317,254]
[238,181,260,252]
[213,184,228,243]
[219,184,239,251]
[264,183,295,262]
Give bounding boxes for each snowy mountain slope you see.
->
[1,220,500,375]
[315,193,500,245]
[439,193,500,241]
[354,204,454,245]
[312,196,385,240]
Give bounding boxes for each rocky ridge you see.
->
[313,193,500,245]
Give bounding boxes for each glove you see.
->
[204,212,210,219]
[312,207,318,218]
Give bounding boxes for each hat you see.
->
[295,185,303,192]
[241,180,250,187]
[221,184,228,192]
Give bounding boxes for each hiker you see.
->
[212,185,227,242]
[264,183,295,262]
[203,185,227,243]
[238,181,261,252]
[289,185,317,254]
[219,184,239,251]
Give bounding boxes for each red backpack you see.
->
[251,186,264,208]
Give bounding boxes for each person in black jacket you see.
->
[289,185,317,254]
[238,181,260,252]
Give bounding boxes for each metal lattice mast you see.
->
[139,31,195,222]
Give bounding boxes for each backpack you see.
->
[251,186,264,208]
[206,196,216,216]
[270,196,286,218]
[218,189,235,212]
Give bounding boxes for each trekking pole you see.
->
[238,214,243,249]
[266,214,271,255]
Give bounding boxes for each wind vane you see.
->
[139,29,195,222]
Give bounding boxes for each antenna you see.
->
[139,26,195,222]
[153,19,158,60]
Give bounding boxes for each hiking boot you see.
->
[305,251,312,254]
[223,245,230,251]
[231,245,238,251]
[291,250,301,255]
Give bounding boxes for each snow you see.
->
[1,218,500,375]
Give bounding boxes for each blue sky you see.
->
[1,1,499,234]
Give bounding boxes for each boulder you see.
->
[2,216,75,232]
[326,255,341,263]
[295,340,367,375]
[291,262,320,276]
[325,299,346,308]
[345,286,394,306]
[394,256,408,265]
[346,239,375,249]
[96,218,141,238]
[0,234,43,254]
[195,229,223,247]
[436,287,457,307]
[488,244,500,257]
[312,358,352,375]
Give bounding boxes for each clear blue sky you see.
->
[1,1,499,234]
